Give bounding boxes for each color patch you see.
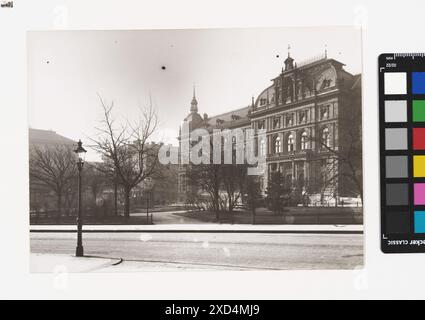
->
[412,72,425,94]
[385,128,407,150]
[414,183,425,205]
[413,100,425,122]
[386,211,410,234]
[385,155,408,178]
[413,128,425,150]
[386,183,409,206]
[384,72,407,95]
[413,155,425,177]
[385,100,407,122]
[414,211,425,234]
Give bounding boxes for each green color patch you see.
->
[413,100,425,122]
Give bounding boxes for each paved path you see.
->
[132,210,203,224]
[30,232,363,272]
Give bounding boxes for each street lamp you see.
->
[74,139,87,257]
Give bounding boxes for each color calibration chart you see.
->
[379,53,425,253]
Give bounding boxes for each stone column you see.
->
[268,135,272,155]
[292,160,295,184]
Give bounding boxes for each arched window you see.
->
[232,136,236,150]
[301,131,308,150]
[274,136,282,154]
[287,134,294,152]
[322,127,330,148]
[260,139,266,156]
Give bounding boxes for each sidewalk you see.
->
[30,253,120,273]
[30,224,363,233]
[30,253,258,272]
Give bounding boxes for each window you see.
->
[273,117,281,129]
[285,114,294,127]
[181,175,186,192]
[258,120,265,130]
[274,136,282,154]
[260,98,267,106]
[322,127,330,148]
[321,79,332,89]
[260,139,266,156]
[287,134,294,152]
[301,131,308,150]
[320,106,330,120]
[299,110,307,124]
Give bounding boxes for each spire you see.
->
[325,44,328,59]
[284,44,294,71]
[251,96,255,110]
[190,85,198,113]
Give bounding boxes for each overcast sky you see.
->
[28,27,362,160]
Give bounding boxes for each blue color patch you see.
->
[412,72,425,94]
[414,211,425,233]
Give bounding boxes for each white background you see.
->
[0,0,424,299]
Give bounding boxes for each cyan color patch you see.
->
[412,72,425,94]
[414,211,425,233]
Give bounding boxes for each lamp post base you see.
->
[75,246,84,257]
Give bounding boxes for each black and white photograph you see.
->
[28,27,363,272]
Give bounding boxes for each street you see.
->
[30,232,363,272]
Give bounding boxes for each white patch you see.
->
[223,247,231,257]
[140,234,153,242]
[53,265,68,290]
[202,241,209,248]
[353,265,368,291]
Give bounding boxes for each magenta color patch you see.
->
[414,183,425,205]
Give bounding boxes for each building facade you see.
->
[178,53,362,205]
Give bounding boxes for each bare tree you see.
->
[88,159,120,215]
[307,110,363,205]
[29,145,76,220]
[186,163,222,221]
[84,163,109,208]
[244,175,262,224]
[310,112,363,205]
[266,171,291,217]
[90,96,160,218]
[221,164,246,213]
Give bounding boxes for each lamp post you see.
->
[74,140,87,257]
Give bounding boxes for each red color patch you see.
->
[413,128,425,150]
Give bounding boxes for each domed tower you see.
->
[284,45,294,71]
[285,53,294,71]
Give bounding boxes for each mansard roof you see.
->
[205,106,250,129]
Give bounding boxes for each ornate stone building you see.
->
[178,53,362,204]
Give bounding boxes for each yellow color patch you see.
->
[414,156,425,177]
